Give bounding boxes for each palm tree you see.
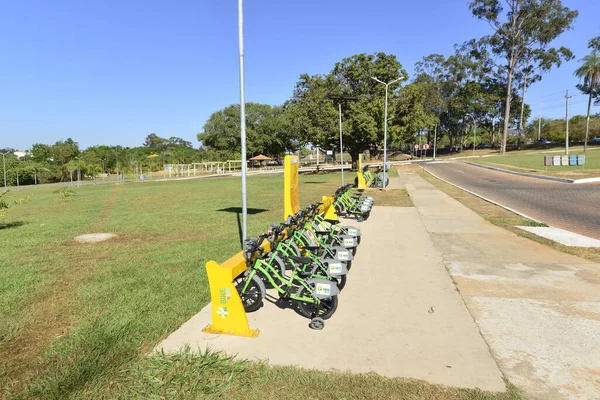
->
[575,50,600,152]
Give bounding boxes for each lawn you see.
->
[460,146,600,179]
[0,171,519,400]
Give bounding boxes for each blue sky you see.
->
[1,0,599,150]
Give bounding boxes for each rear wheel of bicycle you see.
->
[296,285,338,320]
[290,241,301,256]
[234,275,263,313]
[333,274,346,291]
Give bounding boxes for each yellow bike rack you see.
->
[356,154,367,190]
[202,153,341,338]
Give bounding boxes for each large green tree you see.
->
[197,103,295,158]
[288,52,408,167]
[469,0,577,153]
[575,36,600,152]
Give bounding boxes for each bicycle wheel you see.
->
[333,274,346,291]
[234,275,263,313]
[295,285,338,320]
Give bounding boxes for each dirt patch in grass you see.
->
[414,166,600,263]
[365,188,413,207]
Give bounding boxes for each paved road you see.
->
[423,161,600,239]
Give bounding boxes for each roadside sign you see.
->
[423,144,430,151]
[414,144,419,150]
[326,150,333,155]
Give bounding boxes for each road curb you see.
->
[463,162,575,183]
[421,166,544,224]
[463,161,600,184]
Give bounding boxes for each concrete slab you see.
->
[517,226,600,248]
[398,169,600,400]
[156,206,506,392]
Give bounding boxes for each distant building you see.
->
[13,151,30,160]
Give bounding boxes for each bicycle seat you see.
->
[315,231,330,235]
[290,255,312,265]
[303,246,320,252]
[325,219,340,225]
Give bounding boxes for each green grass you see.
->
[0,172,519,399]
[460,146,600,178]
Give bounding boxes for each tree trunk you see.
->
[502,68,514,154]
[350,149,360,170]
[519,75,527,131]
[584,92,592,153]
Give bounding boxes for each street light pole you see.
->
[1,152,8,192]
[338,102,344,184]
[371,76,404,190]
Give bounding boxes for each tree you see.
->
[143,133,169,149]
[288,52,408,167]
[198,103,295,158]
[575,36,600,152]
[469,0,578,153]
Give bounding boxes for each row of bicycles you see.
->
[236,185,374,329]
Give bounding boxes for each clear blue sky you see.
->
[1,0,599,150]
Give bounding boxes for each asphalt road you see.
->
[423,161,600,240]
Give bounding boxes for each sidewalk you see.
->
[156,205,505,391]
[396,170,600,400]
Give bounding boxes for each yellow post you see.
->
[321,195,339,221]
[356,154,367,190]
[202,254,259,338]
[284,155,300,219]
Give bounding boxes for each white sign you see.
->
[326,150,333,155]
[347,228,358,236]
[423,144,430,150]
[343,238,355,247]
[316,283,331,296]
[414,144,419,150]
[329,263,343,274]
[337,251,350,260]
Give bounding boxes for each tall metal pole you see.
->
[473,122,476,156]
[565,90,571,155]
[2,153,7,192]
[383,84,388,188]
[538,103,542,140]
[238,0,248,243]
[433,124,438,160]
[338,102,344,184]
[371,76,403,190]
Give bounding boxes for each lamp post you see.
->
[328,96,358,185]
[371,76,404,189]
[101,158,105,174]
[1,152,9,192]
[465,114,477,156]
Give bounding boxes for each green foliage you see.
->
[288,52,408,165]
[468,0,578,151]
[0,191,32,217]
[198,103,295,158]
[53,187,76,200]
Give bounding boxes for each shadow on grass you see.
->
[0,221,26,230]
[217,207,269,248]
[216,207,269,215]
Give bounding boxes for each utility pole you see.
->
[538,103,542,140]
[1,152,8,192]
[433,124,438,160]
[565,90,571,155]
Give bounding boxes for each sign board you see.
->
[326,150,333,155]
[414,144,419,150]
[423,144,430,151]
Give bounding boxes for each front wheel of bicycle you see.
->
[296,285,338,320]
[234,274,263,313]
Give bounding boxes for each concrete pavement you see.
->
[423,161,600,239]
[157,205,506,391]
[397,169,600,400]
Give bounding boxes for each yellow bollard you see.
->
[284,155,300,219]
[202,253,260,338]
[320,195,339,221]
[356,154,367,190]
